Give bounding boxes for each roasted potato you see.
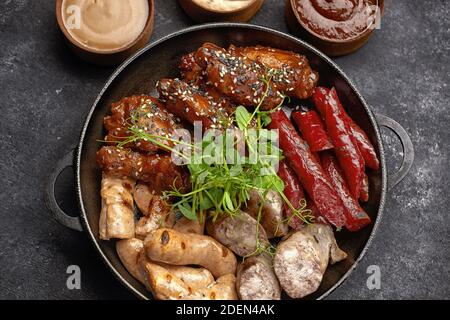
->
[144,228,237,278]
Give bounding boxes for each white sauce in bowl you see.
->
[62,0,149,52]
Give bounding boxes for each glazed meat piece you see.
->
[236,253,281,300]
[179,52,204,86]
[231,45,318,99]
[157,78,232,130]
[96,146,188,192]
[194,43,284,110]
[104,95,180,153]
[273,224,347,298]
[179,53,236,111]
[99,173,136,240]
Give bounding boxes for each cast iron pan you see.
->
[45,23,414,300]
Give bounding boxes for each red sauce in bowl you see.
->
[294,0,381,41]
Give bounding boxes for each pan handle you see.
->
[44,149,83,232]
[376,114,414,190]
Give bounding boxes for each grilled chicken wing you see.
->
[230,45,318,100]
[157,78,232,130]
[179,53,236,111]
[179,52,204,86]
[104,95,180,153]
[96,146,188,192]
[99,173,136,240]
[194,43,284,110]
[182,43,318,110]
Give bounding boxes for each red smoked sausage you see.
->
[313,87,365,199]
[278,161,306,230]
[268,110,346,228]
[321,152,371,231]
[292,110,333,152]
[314,87,379,170]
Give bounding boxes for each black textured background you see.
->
[0,0,448,299]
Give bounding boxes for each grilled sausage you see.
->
[206,211,269,257]
[236,253,281,300]
[173,215,205,235]
[273,224,347,298]
[133,182,154,216]
[99,173,135,240]
[139,255,237,300]
[116,238,145,284]
[144,228,237,278]
[301,223,347,264]
[245,190,288,238]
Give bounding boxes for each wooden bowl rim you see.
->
[55,0,155,55]
[289,0,384,44]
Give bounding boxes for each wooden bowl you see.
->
[179,0,264,23]
[286,0,384,57]
[56,0,155,65]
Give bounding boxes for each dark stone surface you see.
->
[0,0,448,299]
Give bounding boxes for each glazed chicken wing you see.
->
[96,146,188,193]
[182,44,318,109]
[157,78,232,130]
[230,45,319,100]
[104,95,180,153]
[194,43,284,110]
[179,52,204,86]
